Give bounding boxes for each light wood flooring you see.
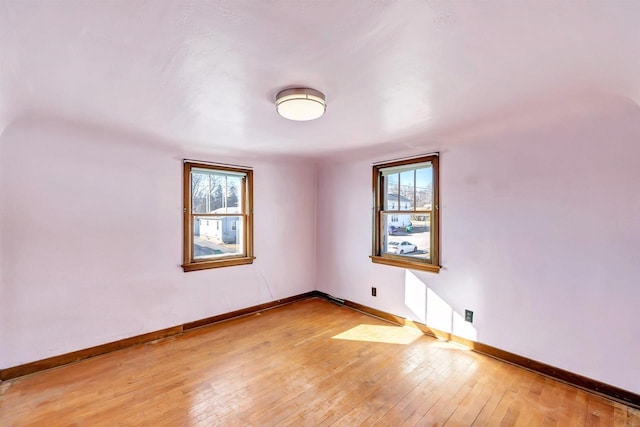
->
[1,298,638,426]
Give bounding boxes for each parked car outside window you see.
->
[388,241,417,254]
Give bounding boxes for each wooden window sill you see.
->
[182,256,255,272]
[370,255,441,273]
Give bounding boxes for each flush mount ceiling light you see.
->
[275,88,326,121]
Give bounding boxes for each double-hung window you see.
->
[183,161,254,272]
[371,154,440,272]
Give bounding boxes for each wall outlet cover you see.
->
[465,309,473,323]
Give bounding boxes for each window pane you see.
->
[192,171,245,214]
[384,173,399,210]
[193,215,243,259]
[191,171,209,214]
[382,212,431,260]
[415,166,433,210]
[399,170,415,210]
[191,171,221,214]
[219,175,242,214]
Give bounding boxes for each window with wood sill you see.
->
[183,161,254,272]
[371,154,440,273]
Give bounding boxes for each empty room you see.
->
[1,1,639,425]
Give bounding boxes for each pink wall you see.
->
[316,104,640,394]
[2,101,639,396]
[0,118,316,368]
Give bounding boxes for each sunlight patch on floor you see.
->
[431,340,472,351]
[331,324,423,345]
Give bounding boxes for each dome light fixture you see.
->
[275,88,326,121]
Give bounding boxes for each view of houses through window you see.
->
[183,161,254,272]
[372,154,439,272]
[191,169,243,258]
[383,164,433,260]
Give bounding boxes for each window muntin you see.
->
[183,162,254,272]
[372,155,439,272]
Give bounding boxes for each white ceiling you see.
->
[1,1,639,159]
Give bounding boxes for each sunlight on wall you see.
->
[332,324,423,345]
[404,271,478,341]
[426,287,453,333]
[404,270,427,323]
[452,311,478,341]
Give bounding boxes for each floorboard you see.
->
[1,298,638,426]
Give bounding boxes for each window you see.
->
[183,161,254,272]
[371,154,439,273]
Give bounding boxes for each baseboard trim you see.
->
[0,326,183,381]
[315,291,640,410]
[183,291,320,331]
[5,290,637,409]
[0,291,319,381]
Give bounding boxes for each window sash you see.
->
[190,169,245,215]
[192,215,245,260]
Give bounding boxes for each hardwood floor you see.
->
[1,298,638,426]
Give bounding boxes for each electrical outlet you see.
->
[465,309,473,323]
[371,287,377,297]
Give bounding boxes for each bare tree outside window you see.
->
[183,162,254,272]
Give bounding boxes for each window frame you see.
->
[371,154,440,273]
[182,161,254,272]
